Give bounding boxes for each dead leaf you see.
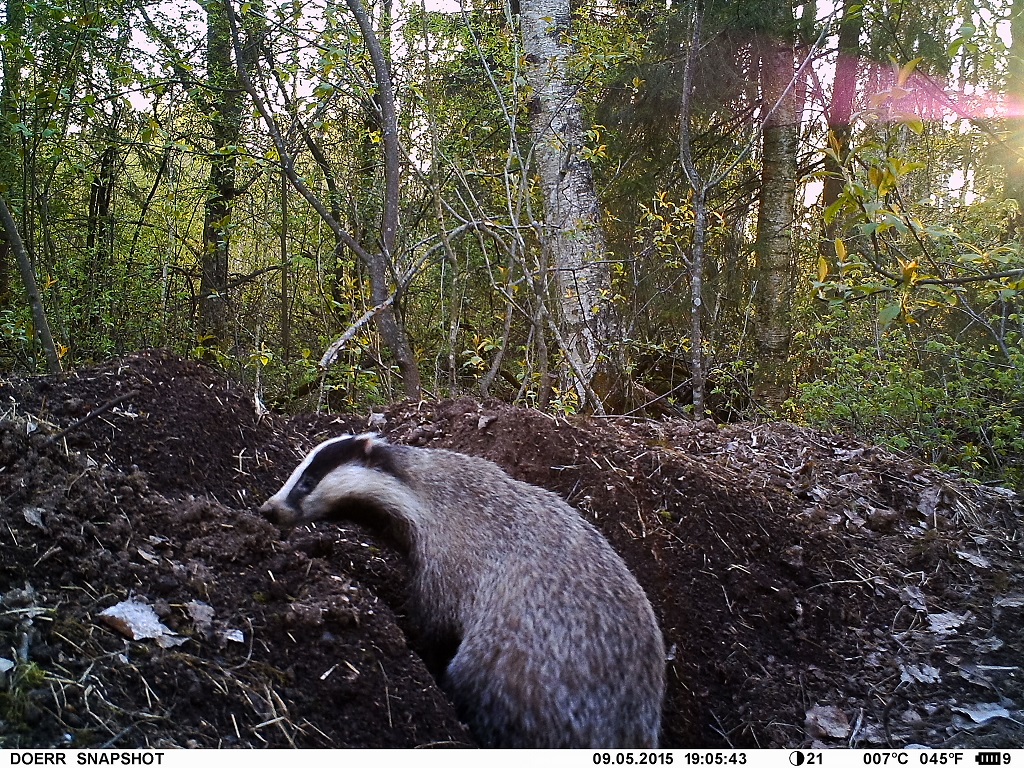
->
[220,628,244,644]
[254,392,269,418]
[98,599,186,647]
[927,611,971,634]
[917,485,943,518]
[900,586,927,612]
[952,702,1011,724]
[186,600,216,636]
[22,507,45,529]
[993,594,1024,611]
[900,662,941,684]
[155,634,188,649]
[805,705,851,739]
[970,637,1004,653]
[137,548,160,565]
[956,550,990,568]
[992,595,1024,629]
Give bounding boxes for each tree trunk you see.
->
[227,0,421,399]
[86,147,115,260]
[689,186,708,420]
[1005,0,1024,233]
[0,194,61,372]
[81,143,116,340]
[521,0,620,412]
[279,167,290,363]
[677,4,709,421]
[819,0,862,257]
[0,0,25,308]
[343,0,421,399]
[198,0,245,352]
[752,2,799,407]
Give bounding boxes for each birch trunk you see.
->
[521,1,619,411]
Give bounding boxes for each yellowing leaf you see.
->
[817,256,829,282]
[898,57,924,87]
[878,170,896,197]
[901,259,920,284]
[834,238,847,260]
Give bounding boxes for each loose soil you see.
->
[0,350,1021,749]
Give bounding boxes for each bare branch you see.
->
[43,390,141,447]
[0,195,61,373]
[222,0,372,266]
[343,0,401,264]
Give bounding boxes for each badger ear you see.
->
[357,432,380,457]
[356,433,399,475]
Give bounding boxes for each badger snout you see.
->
[259,497,299,527]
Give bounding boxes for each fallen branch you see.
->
[318,296,396,371]
[43,390,142,447]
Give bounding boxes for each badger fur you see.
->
[260,433,666,749]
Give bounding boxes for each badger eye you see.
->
[294,476,315,496]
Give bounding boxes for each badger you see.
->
[260,433,666,748]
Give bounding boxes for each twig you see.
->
[99,724,137,748]
[378,661,393,729]
[43,390,141,447]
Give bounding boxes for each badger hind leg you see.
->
[442,639,546,748]
[444,634,628,748]
[443,630,661,749]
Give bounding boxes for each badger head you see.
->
[260,433,402,528]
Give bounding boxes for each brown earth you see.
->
[0,350,1021,749]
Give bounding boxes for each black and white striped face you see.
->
[260,433,397,526]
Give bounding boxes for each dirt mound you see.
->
[0,353,466,748]
[1,353,1021,748]
[1,350,295,501]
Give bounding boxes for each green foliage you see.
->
[2,0,1023,499]
[792,306,1024,489]
[0,308,32,367]
[637,193,693,270]
[802,98,1024,489]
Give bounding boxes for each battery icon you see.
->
[976,754,1004,766]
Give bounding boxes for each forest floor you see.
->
[0,349,1022,749]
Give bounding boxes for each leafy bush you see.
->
[792,308,1024,489]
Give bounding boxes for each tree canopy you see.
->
[1,0,1022,486]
